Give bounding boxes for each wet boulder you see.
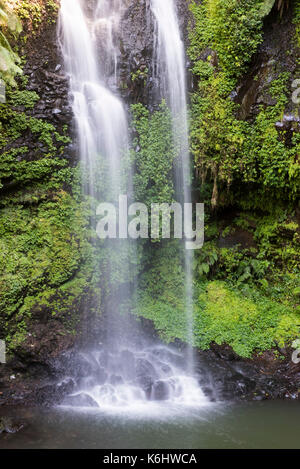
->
[135,358,158,398]
[63,393,99,408]
[95,367,108,385]
[120,350,136,380]
[109,374,124,386]
[74,355,94,378]
[152,380,170,401]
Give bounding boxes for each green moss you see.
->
[6,89,40,109]
[0,1,22,85]
[135,198,299,357]
[1,0,299,360]
[130,5,300,357]
[0,189,103,352]
[189,0,264,84]
[135,262,299,357]
[133,241,187,343]
[294,0,300,46]
[131,102,176,206]
[131,67,148,85]
[16,1,45,30]
[195,281,300,357]
[189,1,300,207]
[0,79,72,192]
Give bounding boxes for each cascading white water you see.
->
[93,0,123,84]
[151,0,195,369]
[151,0,188,119]
[59,0,207,411]
[59,0,136,379]
[58,0,128,197]
[63,341,208,411]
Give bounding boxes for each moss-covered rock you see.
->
[0,1,103,403]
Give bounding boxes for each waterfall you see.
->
[58,0,128,198]
[151,0,195,369]
[58,0,207,410]
[59,0,133,340]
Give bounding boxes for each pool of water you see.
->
[0,401,300,449]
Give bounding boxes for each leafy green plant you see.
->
[189,0,300,208]
[195,281,300,357]
[0,1,22,85]
[131,102,176,207]
[195,242,218,277]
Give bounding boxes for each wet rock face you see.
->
[234,6,299,124]
[12,0,192,163]
[118,0,154,105]
[151,379,170,401]
[196,345,300,402]
[175,0,191,44]
[135,358,158,398]
[218,228,257,250]
[118,0,191,105]
[7,4,76,167]
[63,393,99,408]
[1,337,300,406]
[275,114,300,146]
[23,17,73,141]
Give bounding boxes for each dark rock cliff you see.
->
[117,0,190,105]
[235,5,299,126]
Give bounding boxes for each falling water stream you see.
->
[58,0,128,197]
[151,0,194,370]
[58,0,206,411]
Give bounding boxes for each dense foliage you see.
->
[189,0,300,207]
[131,102,176,206]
